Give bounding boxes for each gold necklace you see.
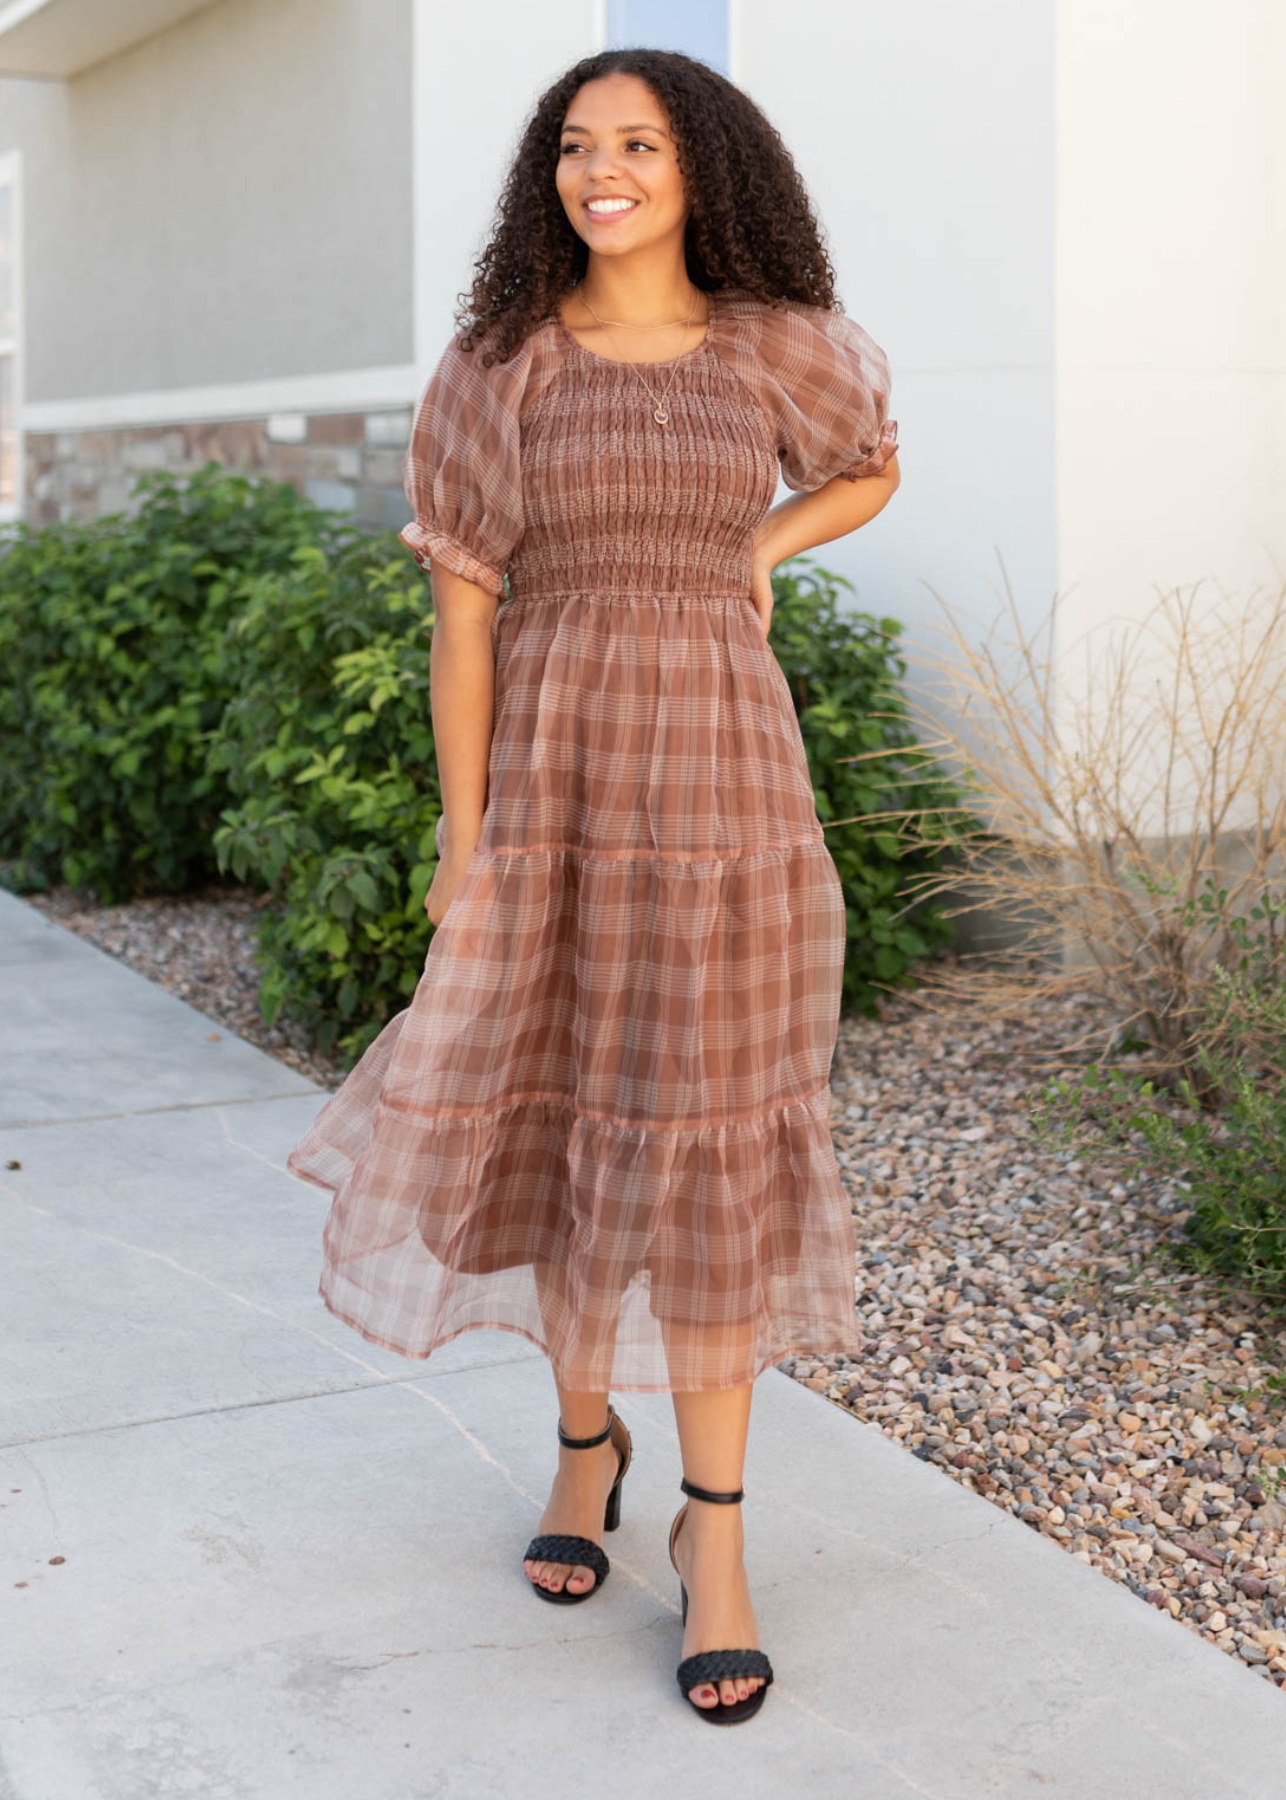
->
[575,282,705,426]
[581,306,695,328]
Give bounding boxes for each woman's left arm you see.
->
[747,453,901,634]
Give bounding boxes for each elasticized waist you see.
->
[509,540,756,601]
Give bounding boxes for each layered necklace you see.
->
[574,281,708,426]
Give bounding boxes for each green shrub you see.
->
[1029,887,1286,1312]
[768,557,973,1012]
[1,467,970,1063]
[205,536,441,1062]
[0,462,329,901]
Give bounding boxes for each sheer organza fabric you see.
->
[286,286,898,1390]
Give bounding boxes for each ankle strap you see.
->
[680,1475,744,1504]
[557,1402,616,1449]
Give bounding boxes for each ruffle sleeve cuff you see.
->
[399,521,507,598]
[834,415,900,480]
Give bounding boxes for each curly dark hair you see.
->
[453,47,845,364]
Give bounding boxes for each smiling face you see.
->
[556,72,691,259]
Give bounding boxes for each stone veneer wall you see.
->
[22,406,417,530]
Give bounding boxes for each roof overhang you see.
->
[0,0,221,79]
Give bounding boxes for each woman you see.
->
[287,46,899,1724]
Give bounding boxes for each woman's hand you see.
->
[425,827,479,926]
[747,467,899,634]
[747,542,776,638]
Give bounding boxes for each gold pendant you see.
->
[653,406,669,424]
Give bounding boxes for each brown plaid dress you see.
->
[286,285,898,1391]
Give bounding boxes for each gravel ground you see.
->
[18,879,1286,1691]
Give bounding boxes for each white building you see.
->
[1,0,1281,840]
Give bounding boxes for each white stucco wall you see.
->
[409,0,594,373]
[1053,0,1286,836]
[736,0,1058,736]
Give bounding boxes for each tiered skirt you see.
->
[286,589,861,1390]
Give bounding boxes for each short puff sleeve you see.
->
[400,331,530,597]
[759,303,898,492]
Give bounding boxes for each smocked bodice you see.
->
[509,348,780,601]
[399,285,898,604]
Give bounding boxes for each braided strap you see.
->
[676,1648,774,1691]
[523,1534,610,1584]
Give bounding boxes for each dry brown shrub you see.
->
[839,565,1286,1088]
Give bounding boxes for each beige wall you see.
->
[1,0,413,406]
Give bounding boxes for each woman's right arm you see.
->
[425,565,498,926]
[399,330,531,923]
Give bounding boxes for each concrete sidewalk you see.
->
[0,882,1281,1799]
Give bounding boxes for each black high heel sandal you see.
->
[668,1476,774,1724]
[523,1402,632,1605]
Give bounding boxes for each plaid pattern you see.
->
[287,286,897,1390]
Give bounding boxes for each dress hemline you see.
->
[314,1278,863,1395]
